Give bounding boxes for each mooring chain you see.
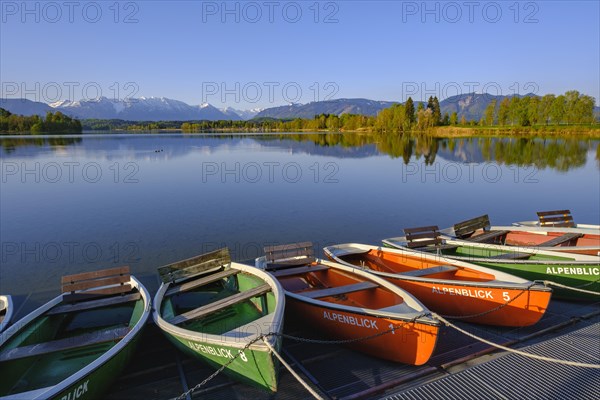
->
[170,335,266,400]
[437,281,538,320]
[169,314,428,400]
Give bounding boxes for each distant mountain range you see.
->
[254,98,398,119]
[1,94,598,122]
[0,97,241,121]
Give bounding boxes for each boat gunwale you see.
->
[383,236,600,263]
[325,243,552,292]
[255,257,440,327]
[514,220,600,231]
[0,295,13,333]
[440,224,600,237]
[0,276,151,400]
[152,261,285,351]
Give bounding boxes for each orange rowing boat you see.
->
[324,243,552,327]
[256,242,440,366]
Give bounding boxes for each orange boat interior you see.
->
[338,249,497,283]
[273,264,407,311]
[504,231,600,247]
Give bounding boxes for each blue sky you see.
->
[1,1,598,109]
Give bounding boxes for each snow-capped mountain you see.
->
[50,97,241,121]
[0,97,248,121]
[221,107,264,120]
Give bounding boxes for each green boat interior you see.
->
[159,252,276,337]
[0,291,144,396]
[402,225,574,262]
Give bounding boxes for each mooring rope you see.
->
[262,339,325,400]
[540,279,600,295]
[170,278,599,399]
[432,313,600,369]
[437,282,537,320]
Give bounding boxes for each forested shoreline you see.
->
[1,91,597,136]
[0,109,82,134]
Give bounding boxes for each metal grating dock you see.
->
[386,322,600,400]
[8,284,599,400]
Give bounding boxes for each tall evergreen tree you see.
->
[405,97,415,125]
[432,96,441,125]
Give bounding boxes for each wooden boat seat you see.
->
[488,252,531,260]
[538,232,583,247]
[47,293,141,316]
[399,265,458,277]
[0,326,130,362]
[537,209,575,228]
[61,266,133,303]
[467,230,510,243]
[270,265,329,278]
[264,242,316,270]
[165,269,239,297]
[166,284,271,325]
[453,215,508,243]
[300,282,378,299]
[158,248,231,284]
[403,226,459,251]
[419,244,461,252]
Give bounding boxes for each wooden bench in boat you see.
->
[300,282,378,299]
[158,248,231,284]
[166,284,271,326]
[404,226,459,252]
[537,209,575,228]
[264,242,315,270]
[47,293,141,316]
[165,269,239,297]
[488,252,531,260]
[453,215,509,243]
[61,266,133,303]
[0,326,130,362]
[398,265,458,277]
[270,265,330,278]
[538,232,583,247]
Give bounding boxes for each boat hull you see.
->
[383,239,599,300]
[162,330,279,392]
[437,243,599,300]
[326,245,551,327]
[285,296,438,366]
[47,333,143,400]
[471,261,600,300]
[0,277,150,400]
[153,261,285,392]
[382,278,549,326]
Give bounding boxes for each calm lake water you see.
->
[1,133,599,313]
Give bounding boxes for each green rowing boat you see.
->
[384,228,600,300]
[153,248,285,392]
[0,267,150,400]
